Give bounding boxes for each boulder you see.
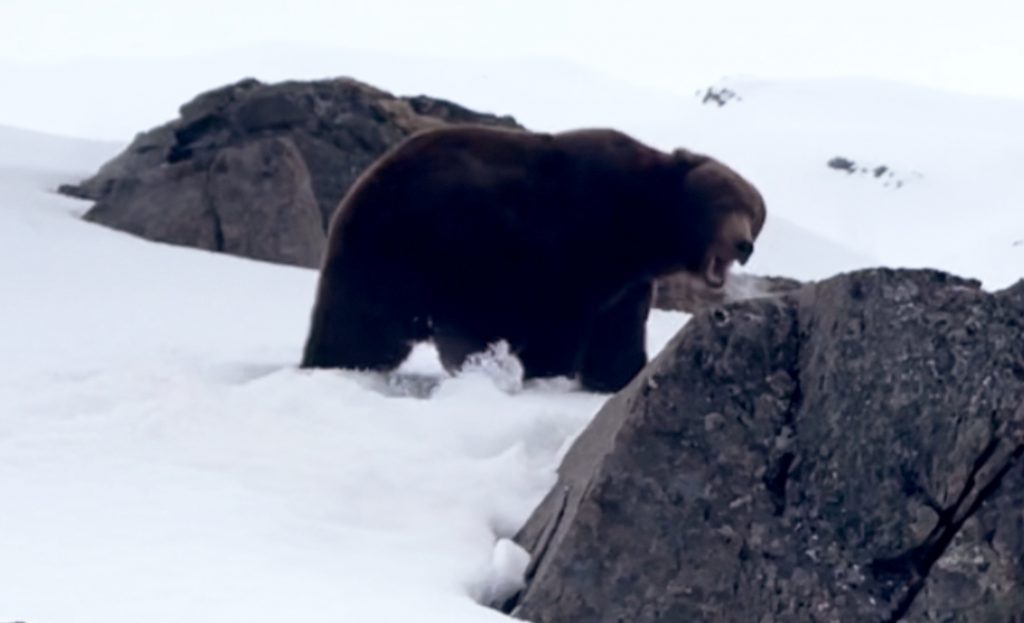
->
[62,78,522,267]
[508,269,1024,623]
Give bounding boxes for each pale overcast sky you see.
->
[1,0,1022,139]
[3,0,1023,97]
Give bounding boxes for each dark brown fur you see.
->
[301,126,765,391]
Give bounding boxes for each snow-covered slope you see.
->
[0,71,1021,623]
[0,47,691,142]
[0,125,623,622]
[674,78,1024,289]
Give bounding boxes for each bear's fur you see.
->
[301,126,765,392]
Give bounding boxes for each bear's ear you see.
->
[672,148,710,173]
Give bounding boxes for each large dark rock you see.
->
[508,269,1024,623]
[62,78,521,267]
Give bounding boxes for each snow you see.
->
[0,122,687,621]
[0,124,635,622]
[1,67,1021,622]
[676,78,1024,289]
[0,355,598,622]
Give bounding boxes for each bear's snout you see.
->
[736,240,754,265]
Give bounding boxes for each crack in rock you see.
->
[873,414,1024,622]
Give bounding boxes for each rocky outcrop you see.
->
[61,78,521,267]
[507,269,1024,623]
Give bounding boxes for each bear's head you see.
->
[674,150,766,289]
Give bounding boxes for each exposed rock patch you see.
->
[697,86,743,107]
[827,156,922,189]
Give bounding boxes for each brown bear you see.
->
[301,126,765,392]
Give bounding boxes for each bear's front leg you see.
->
[577,280,652,392]
[300,265,420,372]
[514,317,590,383]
